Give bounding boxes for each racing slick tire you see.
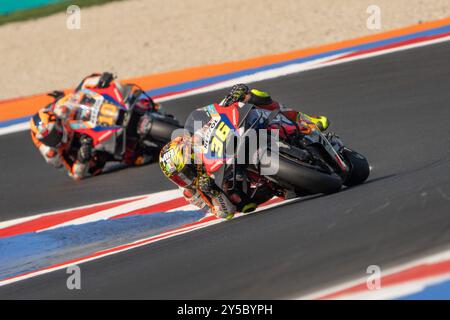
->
[146,118,182,144]
[341,148,370,187]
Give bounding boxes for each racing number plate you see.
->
[206,120,232,158]
[90,100,119,127]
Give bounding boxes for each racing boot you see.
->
[302,114,330,132]
[229,191,257,215]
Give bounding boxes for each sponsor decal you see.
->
[202,118,220,151]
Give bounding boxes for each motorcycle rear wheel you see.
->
[146,118,182,144]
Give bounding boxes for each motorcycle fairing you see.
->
[199,104,241,175]
[61,88,126,154]
[189,103,263,177]
[70,126,122,147]
[303,128,349,173]
[79,76,127,107]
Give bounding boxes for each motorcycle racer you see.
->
[30,108,68,169]
[160,103,313,220]
[159,84,347,219]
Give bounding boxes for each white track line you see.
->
[156,35,450,103]
[37,189,182,231]
[0,192,163,229]
[0,122,29,136]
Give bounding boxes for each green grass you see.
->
[0,0,125,26]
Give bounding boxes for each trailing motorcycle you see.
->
[50,73,182,172]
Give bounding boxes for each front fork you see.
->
[305,127,350,178]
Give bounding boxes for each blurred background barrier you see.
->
[0,0,449,101]
[0,0,65,15]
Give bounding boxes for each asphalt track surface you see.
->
[1,41,450,299]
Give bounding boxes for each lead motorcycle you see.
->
[184,102,369,209]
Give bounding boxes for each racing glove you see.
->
[223,83,250,106]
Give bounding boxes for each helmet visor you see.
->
[33,113,63,148]
[39,125,63,147]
